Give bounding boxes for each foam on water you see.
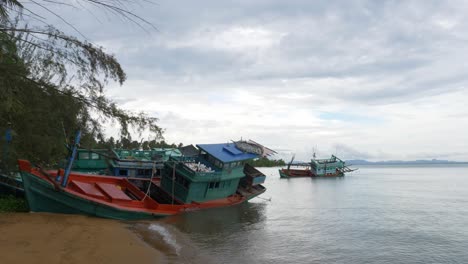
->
[131,221,218,264]
[147,223,182,255]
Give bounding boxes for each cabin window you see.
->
[91,153,100,160]
[78,152,90,160]
[201,151,209,160]
[209,181,220,189]
[119,169,128,176]
[137,169,152,176]
[173,174,189,189]
[208,155,215,164]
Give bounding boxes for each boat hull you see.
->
[20,171,162,220]
[19,163,265,220]
[0,173,24,197]
[278,169,289,178]
[279,168,314,178]
[279,169,345,178]
[315,172,344,177]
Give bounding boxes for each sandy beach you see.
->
[0,213,162,264]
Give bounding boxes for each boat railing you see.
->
[168,156,223,181]
[243,163,265,178]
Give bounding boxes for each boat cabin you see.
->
[72,149,109,173]
[160,142,266,203]
[70,148,182,178]
[311,155,348,176]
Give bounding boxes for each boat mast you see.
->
[287,154,295,171]
[60,130,82,187]
[3,124,12,172]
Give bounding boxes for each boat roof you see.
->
[196,143,258,163]
[179,144,199,157]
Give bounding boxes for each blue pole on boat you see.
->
[59,130,81,187]
[3,127,12,171]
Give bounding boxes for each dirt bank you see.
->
[0,213,162,264]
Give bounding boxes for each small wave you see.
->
[131,220,218,264]
[148,223,182,255]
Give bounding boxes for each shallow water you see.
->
[137,165,468,264]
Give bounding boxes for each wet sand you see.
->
[0,213,162,264]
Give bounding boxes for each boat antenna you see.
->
[171,161,176,205]
[61,121,69,146]
[287,154,295,170]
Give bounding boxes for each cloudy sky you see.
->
[25,0,468,161]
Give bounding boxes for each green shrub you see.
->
[0,195,29,212]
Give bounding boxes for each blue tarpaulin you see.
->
[197,143,258,163]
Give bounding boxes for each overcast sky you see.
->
[25,0,468,161]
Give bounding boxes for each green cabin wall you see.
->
[160,160,245,203]
[313,160,345,175]
[72,150,108,172]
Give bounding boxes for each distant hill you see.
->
[345,159,468,165]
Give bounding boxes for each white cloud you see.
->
[24,0,468,161]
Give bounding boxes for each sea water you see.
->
[138,165,468,264]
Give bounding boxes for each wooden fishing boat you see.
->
[311,155,356,177]
[18,134,271,220]
[18,159,265,220]
[279,154,356,178]
[70,148,183,178]
[278,167,314,178]
[278,155,314,178]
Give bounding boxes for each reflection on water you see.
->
[132,202,268,264]
[168,202,267,234]
[132,165,468,264]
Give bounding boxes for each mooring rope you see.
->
[142,161,157,201]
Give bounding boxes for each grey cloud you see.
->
[333,143,376,160]
[20,0,468,161]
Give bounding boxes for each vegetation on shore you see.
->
[0,1,163,168]
[247,157,286,167]
[0,195,28,212]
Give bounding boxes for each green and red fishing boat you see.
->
[279,154,356,178]
[68,147,183,177]
[19,133,270,220]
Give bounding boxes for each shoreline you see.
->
[0,212,163,264]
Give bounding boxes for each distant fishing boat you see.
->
[19,133,271,220]
[279,154,356,178]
